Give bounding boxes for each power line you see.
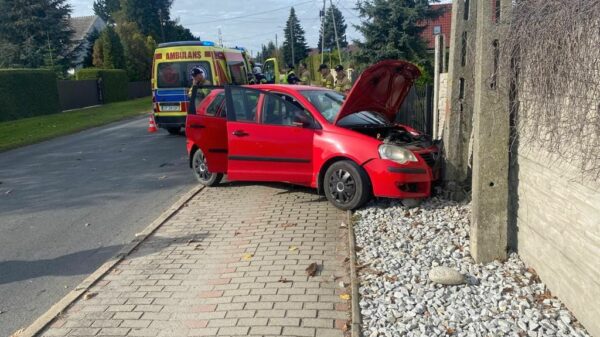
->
[185,0,313,26]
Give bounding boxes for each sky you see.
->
[69,0,451,57]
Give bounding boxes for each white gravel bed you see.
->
[353,198,591,337]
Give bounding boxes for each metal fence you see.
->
[128,81,151,99]
[57,80,100,111]
[57,80,151,111]
[396,84,434,135]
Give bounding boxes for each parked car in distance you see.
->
[186,60,441,210]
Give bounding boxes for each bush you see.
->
[0,69,61,122]
[76,68,128,103]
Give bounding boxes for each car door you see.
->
[224,86,316,184]
[186,90,228,173]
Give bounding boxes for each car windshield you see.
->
[300,90,344,123]
[300,89,390,126]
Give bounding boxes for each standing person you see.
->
[299,62,311,85]
[334,65,352,94]
[318,64,334,89]
[188,67,211,114]
[286,64,300,84]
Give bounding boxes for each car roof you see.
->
[249,84,329,92]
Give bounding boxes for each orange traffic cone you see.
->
[148,114,158,133]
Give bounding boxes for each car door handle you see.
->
[232,130,249,137]
[189,124,205,129]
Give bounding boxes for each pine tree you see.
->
[282,7,308,67]
[83,29,101,67]
[120,0,173,42]
[318,4,348,53]
[0,0,75,69]
[354,0,442,69]
[93,26,125,69]
[93,0,120,24]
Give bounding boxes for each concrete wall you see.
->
[513,147,600,336]
[437,73,448,140]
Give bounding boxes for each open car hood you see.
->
[335,60,421,124]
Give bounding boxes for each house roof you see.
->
[420,4,453,49]
[70,15,100,41]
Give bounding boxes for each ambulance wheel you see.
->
[192,149,223,186]
[324,160,371,210]
[167,127,181,135]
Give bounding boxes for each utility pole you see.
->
[320,0,326,64]
[330,0,342,64]
[46,32,54,68]
[290,15,295,66]
[275,33,279,62]
[218,28,223,46]
[158,9,166,42]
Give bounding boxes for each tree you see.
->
[282,7,308,67]
[258,41,278,63]
[119,0,173,42]
[93,26,125,69]
[83,29,101,68]
[0,0,75,69]
[354,0,442,70]
[117,22,156,80]
[318,4,348,53]
[164,20,196,41]
[93,0,120,24]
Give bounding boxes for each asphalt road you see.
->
[0,116,196,336]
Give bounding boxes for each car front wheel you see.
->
[192,149,223,186]
[324,160,371,210]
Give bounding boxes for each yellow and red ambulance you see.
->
[152,41,252,134]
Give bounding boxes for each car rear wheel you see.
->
[192,149,223,186]
[166,127,181,135]
[324,160,371,210]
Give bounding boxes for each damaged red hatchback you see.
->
[185,60,440,210]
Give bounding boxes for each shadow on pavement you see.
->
[0,233,206,285]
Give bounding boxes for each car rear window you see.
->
[157,61,213,88]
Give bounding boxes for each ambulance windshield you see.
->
[157,61,213,88]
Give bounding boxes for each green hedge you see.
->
[76,68,128,103]
[0,69,61,122]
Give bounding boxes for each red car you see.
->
[185,60,440,210]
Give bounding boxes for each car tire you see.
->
[192,149,223,186]
[166,127,181,135]
[324,160,371,210]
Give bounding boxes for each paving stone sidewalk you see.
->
[41,183,350,337]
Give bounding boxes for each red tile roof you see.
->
[420,4,453,49]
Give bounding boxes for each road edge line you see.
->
[347,210,363,337]
[16,185,205,337]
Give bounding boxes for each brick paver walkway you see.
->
[41,184,350,337]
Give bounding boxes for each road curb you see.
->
[347,210,363,337]
[15,185,205,337]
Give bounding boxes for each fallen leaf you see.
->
[341,321,350,332]
[0,310,4,315]
[134,232,144,237]
[280,223,297,229]
[305,262,318,277]
[446,327,456,335]
[278,277,292,283]
[355,246,363,252]
[5,189,12,195]
[339,293,351,300]
[288,246,298,252]
[404,211,411,217]
[158,175,167,180]
[338,281,347,288]
[84,292,98,300]
[242,253,254,261]
[234,231,241,236]
[343,257,350,263]
[340,222,347,228]
[187,238,199,244]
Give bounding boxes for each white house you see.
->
[68,15,107,72]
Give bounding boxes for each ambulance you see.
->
[152,41,252,134]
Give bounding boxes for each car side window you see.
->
[262,93,314,127]
[229,88,259,122]
[205,93,225,117]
